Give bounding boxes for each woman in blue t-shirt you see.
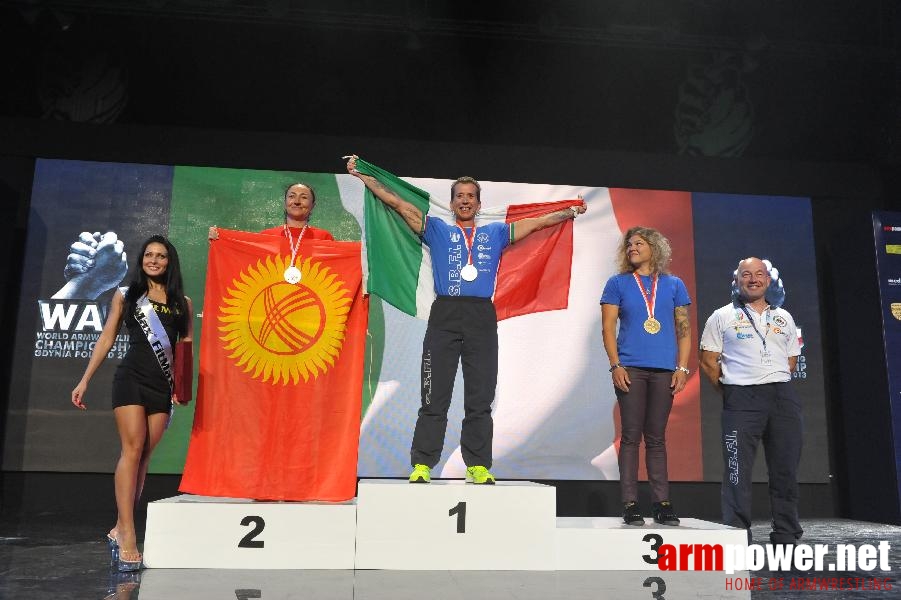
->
[600,226,692,527]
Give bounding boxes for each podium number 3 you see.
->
[448,501,467,533]
[642,533,663,564]
[238,515,265,548]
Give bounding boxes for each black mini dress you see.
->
[112,299,179,415]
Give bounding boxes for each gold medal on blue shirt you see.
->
[643,317,661,334]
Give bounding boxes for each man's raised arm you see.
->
[347,155,424,234]
[511,201,586,243]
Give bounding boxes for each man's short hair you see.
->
[451,176,481,202]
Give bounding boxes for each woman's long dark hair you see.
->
[123,235,189,338]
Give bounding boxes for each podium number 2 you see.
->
[238,515,265,548]
[448,501,467,533]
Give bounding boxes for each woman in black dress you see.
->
[72,235,192,571]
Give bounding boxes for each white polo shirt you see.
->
[699,302,801,385]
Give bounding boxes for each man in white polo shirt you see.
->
[699,257,802,545]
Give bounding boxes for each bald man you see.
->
[699,257,803,546]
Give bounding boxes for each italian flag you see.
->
[356,158,582,321]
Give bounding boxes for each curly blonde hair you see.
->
[615,226,672,274]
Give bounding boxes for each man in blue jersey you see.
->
[348,156,586,484]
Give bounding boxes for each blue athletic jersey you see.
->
[421,217,510,298]
[600,272,691,370]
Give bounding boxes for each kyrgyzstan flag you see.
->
[179,229,368,501]
[357,158,580,321]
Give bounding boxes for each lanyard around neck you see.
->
[739,304,771,350]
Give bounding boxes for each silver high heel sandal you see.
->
[116,545,143,572]
[106,534,119,565]
[117,555,143,572]
[110,533,143,572]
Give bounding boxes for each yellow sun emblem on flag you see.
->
[218,254,352,384]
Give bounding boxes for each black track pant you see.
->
[721,382,804,544]
[411,296,498,469]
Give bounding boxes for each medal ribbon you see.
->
[456,222,477,268]
[284,223,309,268]
[633,272,658,321]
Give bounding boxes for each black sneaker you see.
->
[653,501,681,526]
[622,501,645,526]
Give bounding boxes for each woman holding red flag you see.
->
[601,226,691,527]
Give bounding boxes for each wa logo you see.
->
[38,301,104,332]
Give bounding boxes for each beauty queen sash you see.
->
[121,288,177,420]
[135,294,175,392]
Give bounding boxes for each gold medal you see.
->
[643,318,661,334]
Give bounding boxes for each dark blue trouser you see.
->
[411,296,498,469]
[721,382,804,544]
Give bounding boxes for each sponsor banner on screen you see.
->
[873,211,901,507]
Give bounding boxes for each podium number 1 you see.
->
[448,501,467,533]
[238,515,266,548]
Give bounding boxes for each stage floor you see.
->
[1,512,898,599]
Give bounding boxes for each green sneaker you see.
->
[409,464,431,483]
[465,465,496,485]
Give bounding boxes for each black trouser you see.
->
[411,296,498,469]
[721,382,804,544]
[615,367,674,503]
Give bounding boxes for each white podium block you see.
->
[142,494,356,569]
[555,517,748,571]
[355,479,557,570]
